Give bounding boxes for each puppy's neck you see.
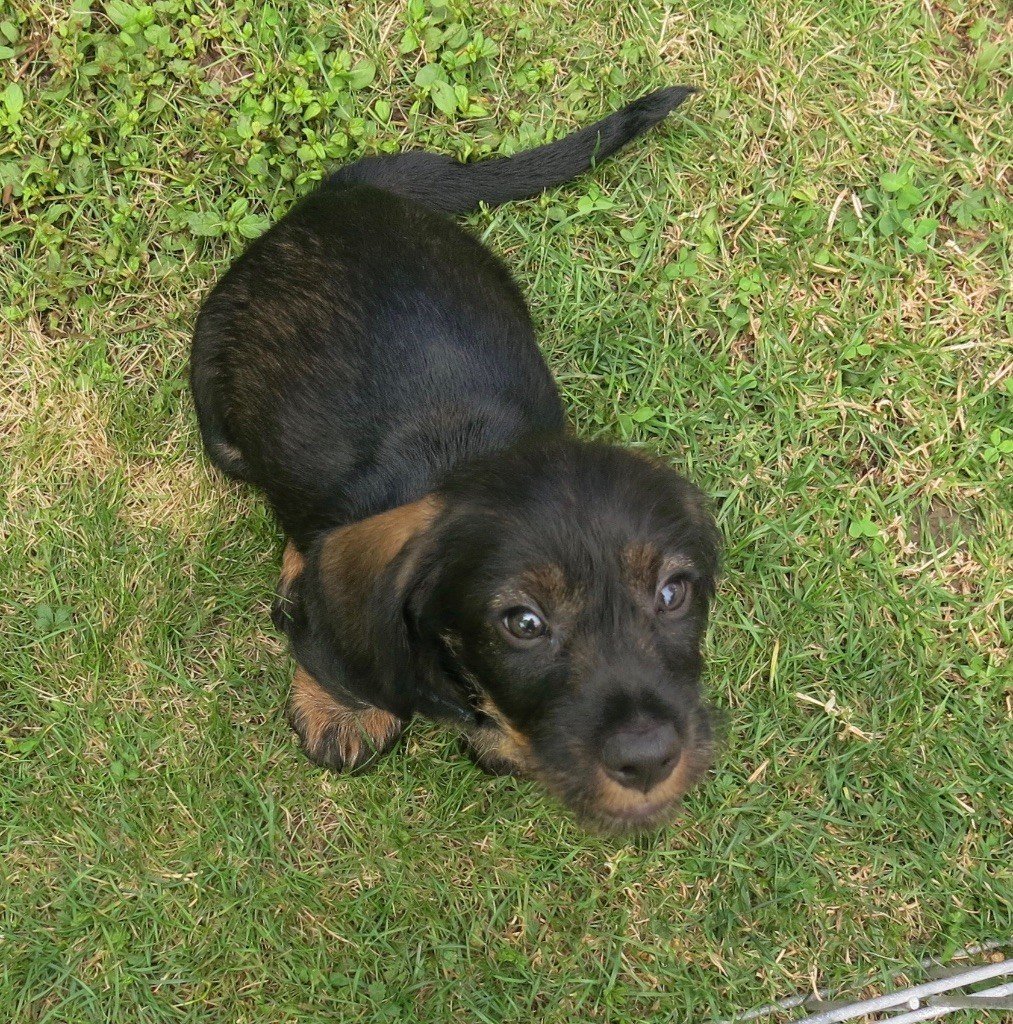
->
[352,401,546,512]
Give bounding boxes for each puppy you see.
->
[191,87,720,832]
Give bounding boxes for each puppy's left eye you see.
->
[502,607,548,640]
[656,576,692,615]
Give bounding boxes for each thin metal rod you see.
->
[730,994,807,1023]
[876,978,1013,1024]
[930,993,1013,1010]
[791,960,1013,1024]
[720,942,1010,1024]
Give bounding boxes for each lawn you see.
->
[2,0,1011,1020]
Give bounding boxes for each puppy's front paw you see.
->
[288,668,403,774]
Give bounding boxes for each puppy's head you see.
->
[278,437,720,832]
[422,438,719,831]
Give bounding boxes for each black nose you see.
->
[601,721,682,794]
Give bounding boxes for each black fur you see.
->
[325,86,695,214]
[191,87,719,831]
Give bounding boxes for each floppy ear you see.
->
[274,498,473,723]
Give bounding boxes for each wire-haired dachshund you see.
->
[191,86,720,832]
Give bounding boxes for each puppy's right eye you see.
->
[502,607,548,640]
[655,576,692,616]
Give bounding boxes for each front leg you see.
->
[288,667,404,774]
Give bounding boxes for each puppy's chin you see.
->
[579,799,683,836]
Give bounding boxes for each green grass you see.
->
[2,0,1011,1020]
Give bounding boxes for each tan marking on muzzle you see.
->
[592,740,713,820]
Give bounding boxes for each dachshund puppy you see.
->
[191,87,720,831]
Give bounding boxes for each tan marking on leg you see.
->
[288,667,403,773]
[279,541,305,590]
[272,540,307,631]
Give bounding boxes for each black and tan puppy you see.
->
[191,87,720,831]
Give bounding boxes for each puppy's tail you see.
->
[324,86,695,214]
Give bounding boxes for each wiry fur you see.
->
[191,87,720,830]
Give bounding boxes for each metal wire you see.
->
[791,959,1013,1024]
[878,978,1013,1024]
[719,942,1011,1024]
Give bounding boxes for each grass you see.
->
[2,0,1011,1020]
